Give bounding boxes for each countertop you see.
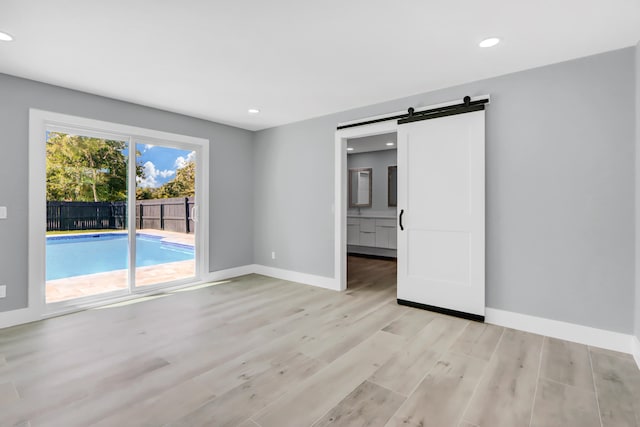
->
[347,214,396,219]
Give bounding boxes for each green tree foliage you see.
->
[135,187,156,200]
[46,132,143,202]
[136,161,196,199]
[160,161,196,198]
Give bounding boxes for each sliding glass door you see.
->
[44,127,201,308]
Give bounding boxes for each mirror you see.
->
[349,168,372,208]
[388,165,397,207]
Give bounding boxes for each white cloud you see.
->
[174,157,186,169]
[174,151,196,169]
[137,161,175,188]
[141,144,155,153]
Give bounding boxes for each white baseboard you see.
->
[253,265,339,291]
[632,336,640,370]
[202,264,257,282]
[485,308,634,355]
[0,307,39,330]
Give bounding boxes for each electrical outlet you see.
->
[271,251,276,260]
[0,285,6,298]
[0,206,7,220]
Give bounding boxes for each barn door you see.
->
[397,109,485,320]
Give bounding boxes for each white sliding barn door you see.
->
[397,110,485,318]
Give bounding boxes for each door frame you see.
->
[333,96,489,291]
[334,121,398,291]
[28,109,210,318]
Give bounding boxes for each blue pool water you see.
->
[46,233,194,280]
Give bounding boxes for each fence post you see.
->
[63,203,67,230]
[139,203,144,229]
[185,197,190,234]
[160,203,164,230]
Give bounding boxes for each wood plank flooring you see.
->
[0,255,638,426]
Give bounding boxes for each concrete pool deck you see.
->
[46,229,195,303]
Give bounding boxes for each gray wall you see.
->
[254,48,636,333]
[347,150,397,215]
[636,41,640,339]
[0,73,254,313]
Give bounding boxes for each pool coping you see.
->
[46,232,195,250]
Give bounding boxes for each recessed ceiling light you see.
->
[248,108,260,114]
[0,31,14,42]
[347,147,354,151]
[386,142,395,146]
[479,37,500,48]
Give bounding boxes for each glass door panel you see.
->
[134,142,196,288]
[45,131,129,303]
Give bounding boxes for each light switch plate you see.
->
[0,285,6,298]
[0,206,6,219]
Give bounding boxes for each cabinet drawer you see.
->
[347,217,360,226]
[376,218,396,228]
[360,218,375,232]
[359,231,375,247]
[375,226,389,248]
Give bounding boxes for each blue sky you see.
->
[136,143,195,188]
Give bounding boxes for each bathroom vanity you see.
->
[347,214,397,258]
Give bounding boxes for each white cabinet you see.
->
[347,216,397,250]
[375,218,397,249]
[360,218,375,232]
[347,221,360,245]
[376,219,396,228]
[389,227,397,249]
[375,226,393,248]
[359,218,376,246]
[359,231,376,246]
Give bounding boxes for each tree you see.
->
[46,132,143,202]
[135,187,156,200]
[160,161,196,198]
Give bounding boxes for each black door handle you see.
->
[399,209,404,231]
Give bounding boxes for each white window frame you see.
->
[28,109,210,318]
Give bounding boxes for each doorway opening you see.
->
[345,132,397,292]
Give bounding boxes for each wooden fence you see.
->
[47,201,127,231]
[46,197,194,233]
[136,197,195,234]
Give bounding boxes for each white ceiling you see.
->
[348,133,397,154]
[1,1,639,131]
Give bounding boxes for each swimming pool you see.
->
[46,233,194,280]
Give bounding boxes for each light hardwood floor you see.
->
[0,256,639,426]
